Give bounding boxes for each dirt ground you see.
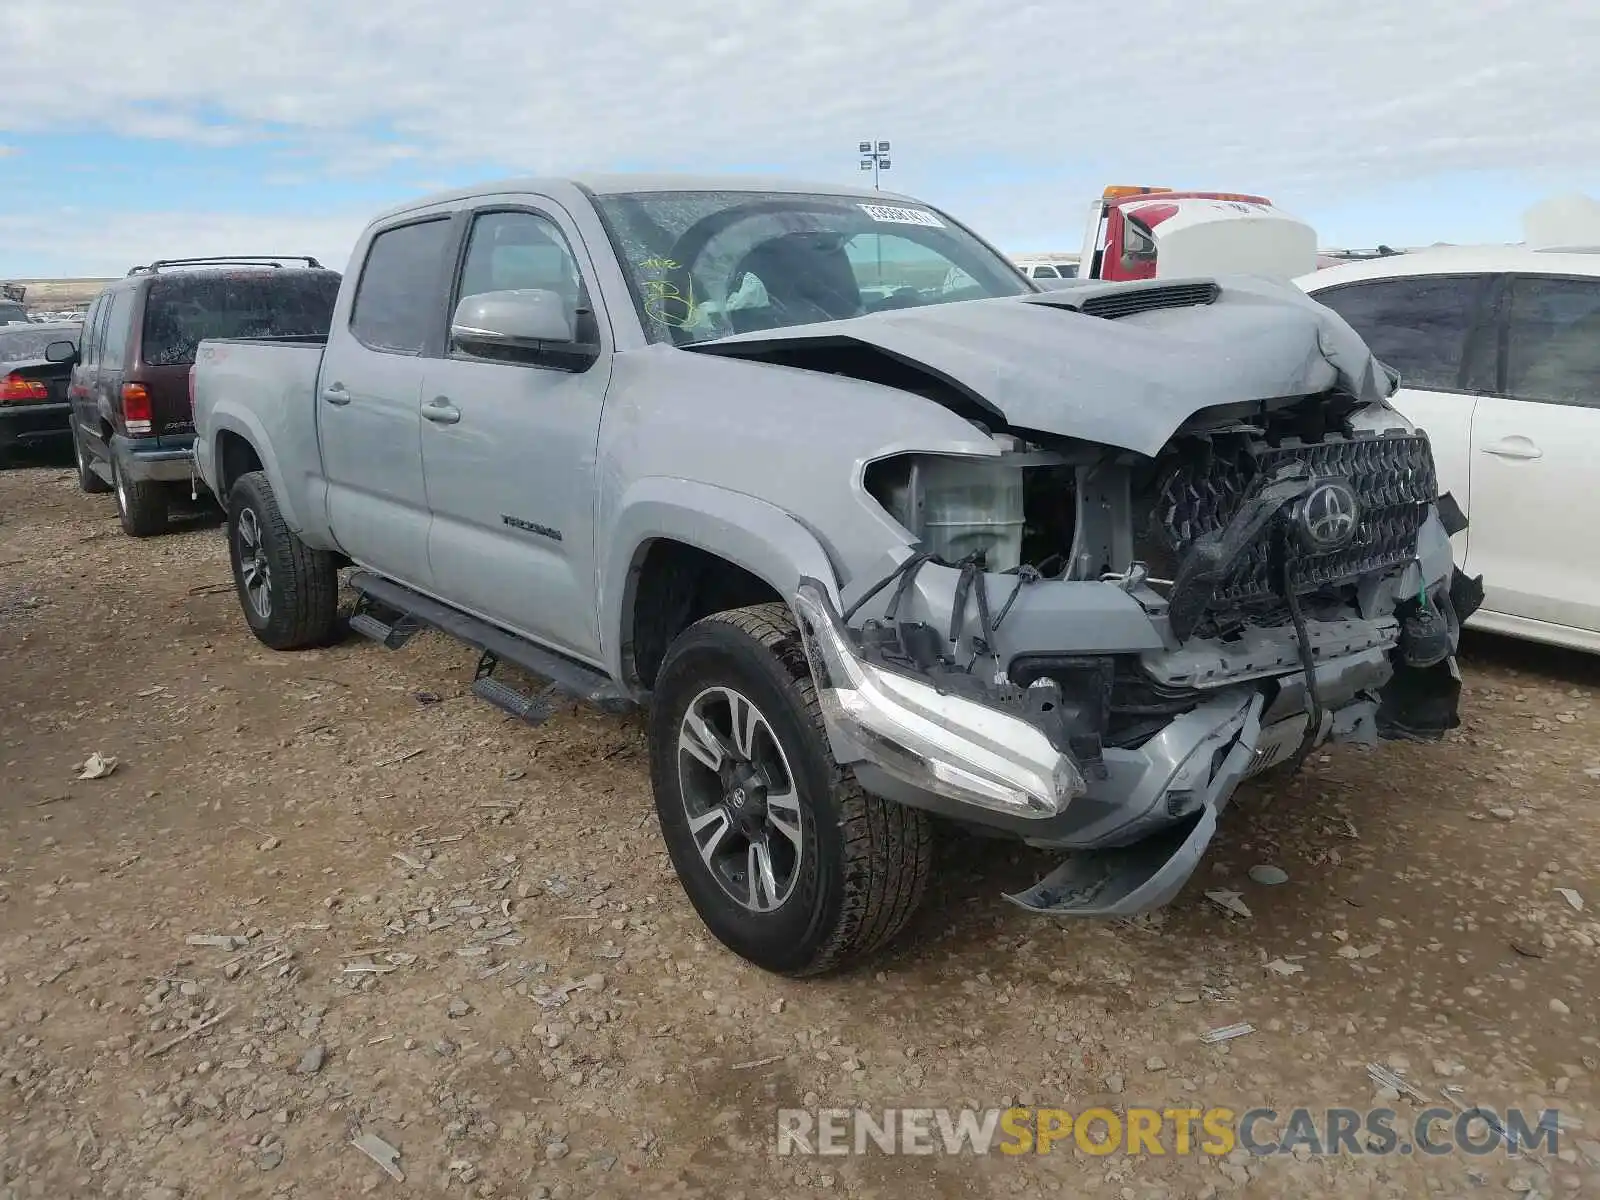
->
[1,451,1597,1200]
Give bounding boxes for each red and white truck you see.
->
[1075,186,1319,283]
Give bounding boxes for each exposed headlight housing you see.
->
[792,578,1084,818]
[864,450,1027,572]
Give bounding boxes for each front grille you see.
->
[1152,431,1437,607]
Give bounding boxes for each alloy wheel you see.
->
[235,506,272,620]
[676,685,804,913]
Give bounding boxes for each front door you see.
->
[419,203,614,663]
[1465,273,1600,633]
[317,213,455,592]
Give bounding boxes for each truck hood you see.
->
[684,275,1397,457]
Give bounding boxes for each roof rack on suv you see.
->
[126,256,325,276]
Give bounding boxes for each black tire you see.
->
[111,454,168,536]
[226,470,339,650]
[71,425,111,493]
[649,602,933,976]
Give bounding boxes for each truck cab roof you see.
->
[373,173,926,224]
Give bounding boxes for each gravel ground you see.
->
[1,454,1597,1199]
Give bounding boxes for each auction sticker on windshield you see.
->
[858,204,946,228]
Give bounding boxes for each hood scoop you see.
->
[1036,280,1222,321]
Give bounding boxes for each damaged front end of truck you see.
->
[711,276,1484,919]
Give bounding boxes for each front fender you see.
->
[600,477,842,685]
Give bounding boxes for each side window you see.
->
[101,290,134,367]
[450,210,591,364]
[1505,276,1600,407]
[78,298,102,367]
[1314,275,1492,392]
[349,218,452,354]
[86,295,112,368]
[456,210,584,307]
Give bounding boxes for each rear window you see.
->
[140,271,341,367]
[0,302,28,326]
[0,326,77,363]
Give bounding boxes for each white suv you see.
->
[1300,246,1600,653]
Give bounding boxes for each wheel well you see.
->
[215,431,264,506]
[626,540,783,690]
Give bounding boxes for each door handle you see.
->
[422,396,461,425]
[321,382,351,405]
[1481,436,1542,461]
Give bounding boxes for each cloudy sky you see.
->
[1,0,1596,278]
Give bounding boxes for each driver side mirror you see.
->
[450,289,598,369]
[44,340,77,364]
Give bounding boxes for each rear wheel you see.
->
[649,603,933,976]
[71,425,111,494]
[226,470,339,650]
[111,454,168,537]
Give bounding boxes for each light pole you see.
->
[858,140,891,282]
[858,139,891,190]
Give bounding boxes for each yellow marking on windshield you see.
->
[642,276,701,329]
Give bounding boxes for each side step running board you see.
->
[471,675,556,726]
[348,610,421,650]
[345,570,635,714]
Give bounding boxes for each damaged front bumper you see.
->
[792,574,1438,920]
[999,682,1395,918]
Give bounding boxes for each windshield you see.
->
[593,190,1032,345]
[141,270,342,366]
[0,326,77,363]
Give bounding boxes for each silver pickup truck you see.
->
[191,174,1479,975]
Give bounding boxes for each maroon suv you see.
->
[67,256,341,536]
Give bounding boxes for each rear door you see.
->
[95,287,135,439]
[1466,273,1600,632]
[317,213,456,592]
[418,201,614,661]
[1308,272,1498,565]
[136,271,342,448]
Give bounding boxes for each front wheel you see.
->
[649,603,933,976]
[226,470,339,650]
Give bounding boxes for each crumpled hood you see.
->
[685,275,1398,457]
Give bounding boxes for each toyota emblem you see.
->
[1297,479,1360,553]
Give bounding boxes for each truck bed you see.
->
[192,336,327,521]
